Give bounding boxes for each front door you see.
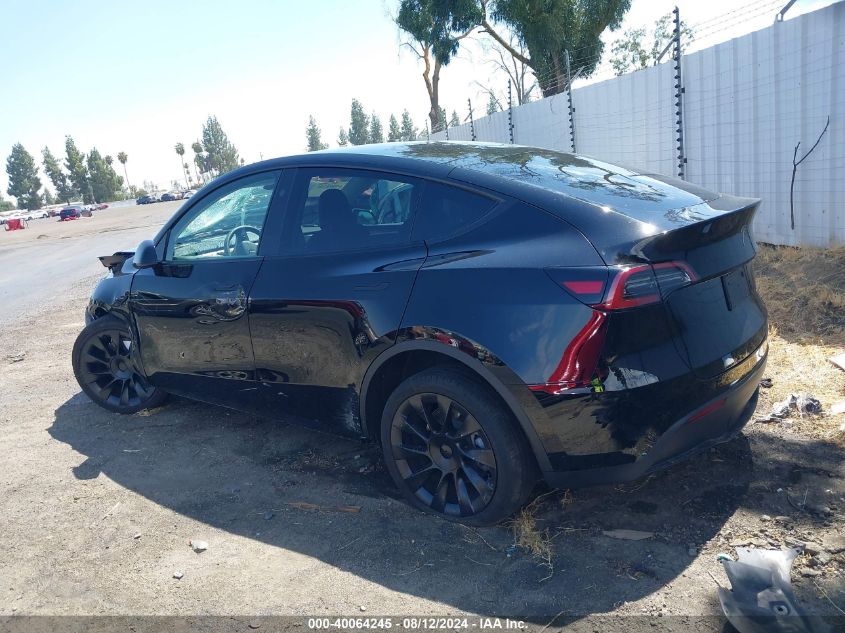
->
[130,170,282,407]
[248,168,427,435]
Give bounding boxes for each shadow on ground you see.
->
[47,392,843,622]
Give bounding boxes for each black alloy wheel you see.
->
[381,368,536,525]
[390,393,498,517]
[72,316,167,414]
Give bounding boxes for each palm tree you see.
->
[174,143,188,188]
[117,151,130,194]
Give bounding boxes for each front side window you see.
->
[288,170,419,254]
[167,171,279,260]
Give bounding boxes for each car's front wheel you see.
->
[72,315,167,414]
[380,368,536,526]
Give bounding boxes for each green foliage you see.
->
[0,191,16,211]
[87,147,124,203]
[306,115,328,152]
[437,106,447,131]
[400,110,417,142]
[116,151,130,189]
[6,143,42,210]
[42,146,77,203]
[337,128,349,147]
[201,116,240,176]
[64,135,94,204]
[175,142,185,157]
[397,0,482,66]
[488,0,631,96]
[610,15,693,75]
[387,115,402,142]
[44,189,57,205]
[369,113,384,144]
[486,93,501,115]
[449,110,460,127]
[397,0,482,133]
[348,99,370,145]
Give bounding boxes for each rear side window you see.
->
[413,182,497,242]
[285,169,419,255]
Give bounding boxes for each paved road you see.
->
[0,202,179,326]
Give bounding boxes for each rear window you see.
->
[412,182,497,243]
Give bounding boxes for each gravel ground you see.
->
[0,209,843,631]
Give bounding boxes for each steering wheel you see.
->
[223,225,261,256]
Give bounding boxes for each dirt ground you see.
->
[0,211,843,631]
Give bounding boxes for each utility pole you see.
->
[468,98,476,141]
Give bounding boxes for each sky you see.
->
[0,0,837,198]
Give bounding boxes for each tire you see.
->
[72,315,167,414]
[380,368,536,526]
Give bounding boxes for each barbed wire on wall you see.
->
[432,1,842,246]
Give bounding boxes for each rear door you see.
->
[130,170,282,406]
[248,168,427,435]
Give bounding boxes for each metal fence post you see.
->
[468,98,476,141]
[672,6,687,179]
[565,49,576,153]
[507,80,515,144]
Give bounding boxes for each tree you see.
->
[337,128,349,147]
[400,110,417,141]
[306,115,328,152]
[44,189,57,205]
[369,113,384,143]
[6,143,42,210]
[201,115,240,176]
[42,146,77,203]
[87,147,123,203]
[397,0,481,133]
[117,151,130,190]
[610,14,693,76]
[191,141,206,183]
[449,110,460,127]
[478,31,537,104]
[480,0,631,96]
[387,115,402,142]
[486,92,501,114]
[348,99,370,145]
[175,143,189,187]
[65,135,94,203]
[0,192,14,212]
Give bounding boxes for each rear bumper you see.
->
[541,340,766,488]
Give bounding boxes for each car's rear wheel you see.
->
[380,368,536,526]
[72,316,167,414]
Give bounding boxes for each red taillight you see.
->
[547,262,696,311]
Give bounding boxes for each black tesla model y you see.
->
[73,142,767,525]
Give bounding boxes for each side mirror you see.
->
[132,240,160,269]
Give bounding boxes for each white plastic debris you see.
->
[189,539,208,552]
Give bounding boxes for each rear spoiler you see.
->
[98,251,134,275]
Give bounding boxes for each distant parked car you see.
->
[136,194,159,205]
[161,191,183,202]
[59,205,92,220]
[94,203,109,210]
[182,190,196,199]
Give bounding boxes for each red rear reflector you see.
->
[563,280,604,295]
[688,398,726,423]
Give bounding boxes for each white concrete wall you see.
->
[434,2,844,247]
